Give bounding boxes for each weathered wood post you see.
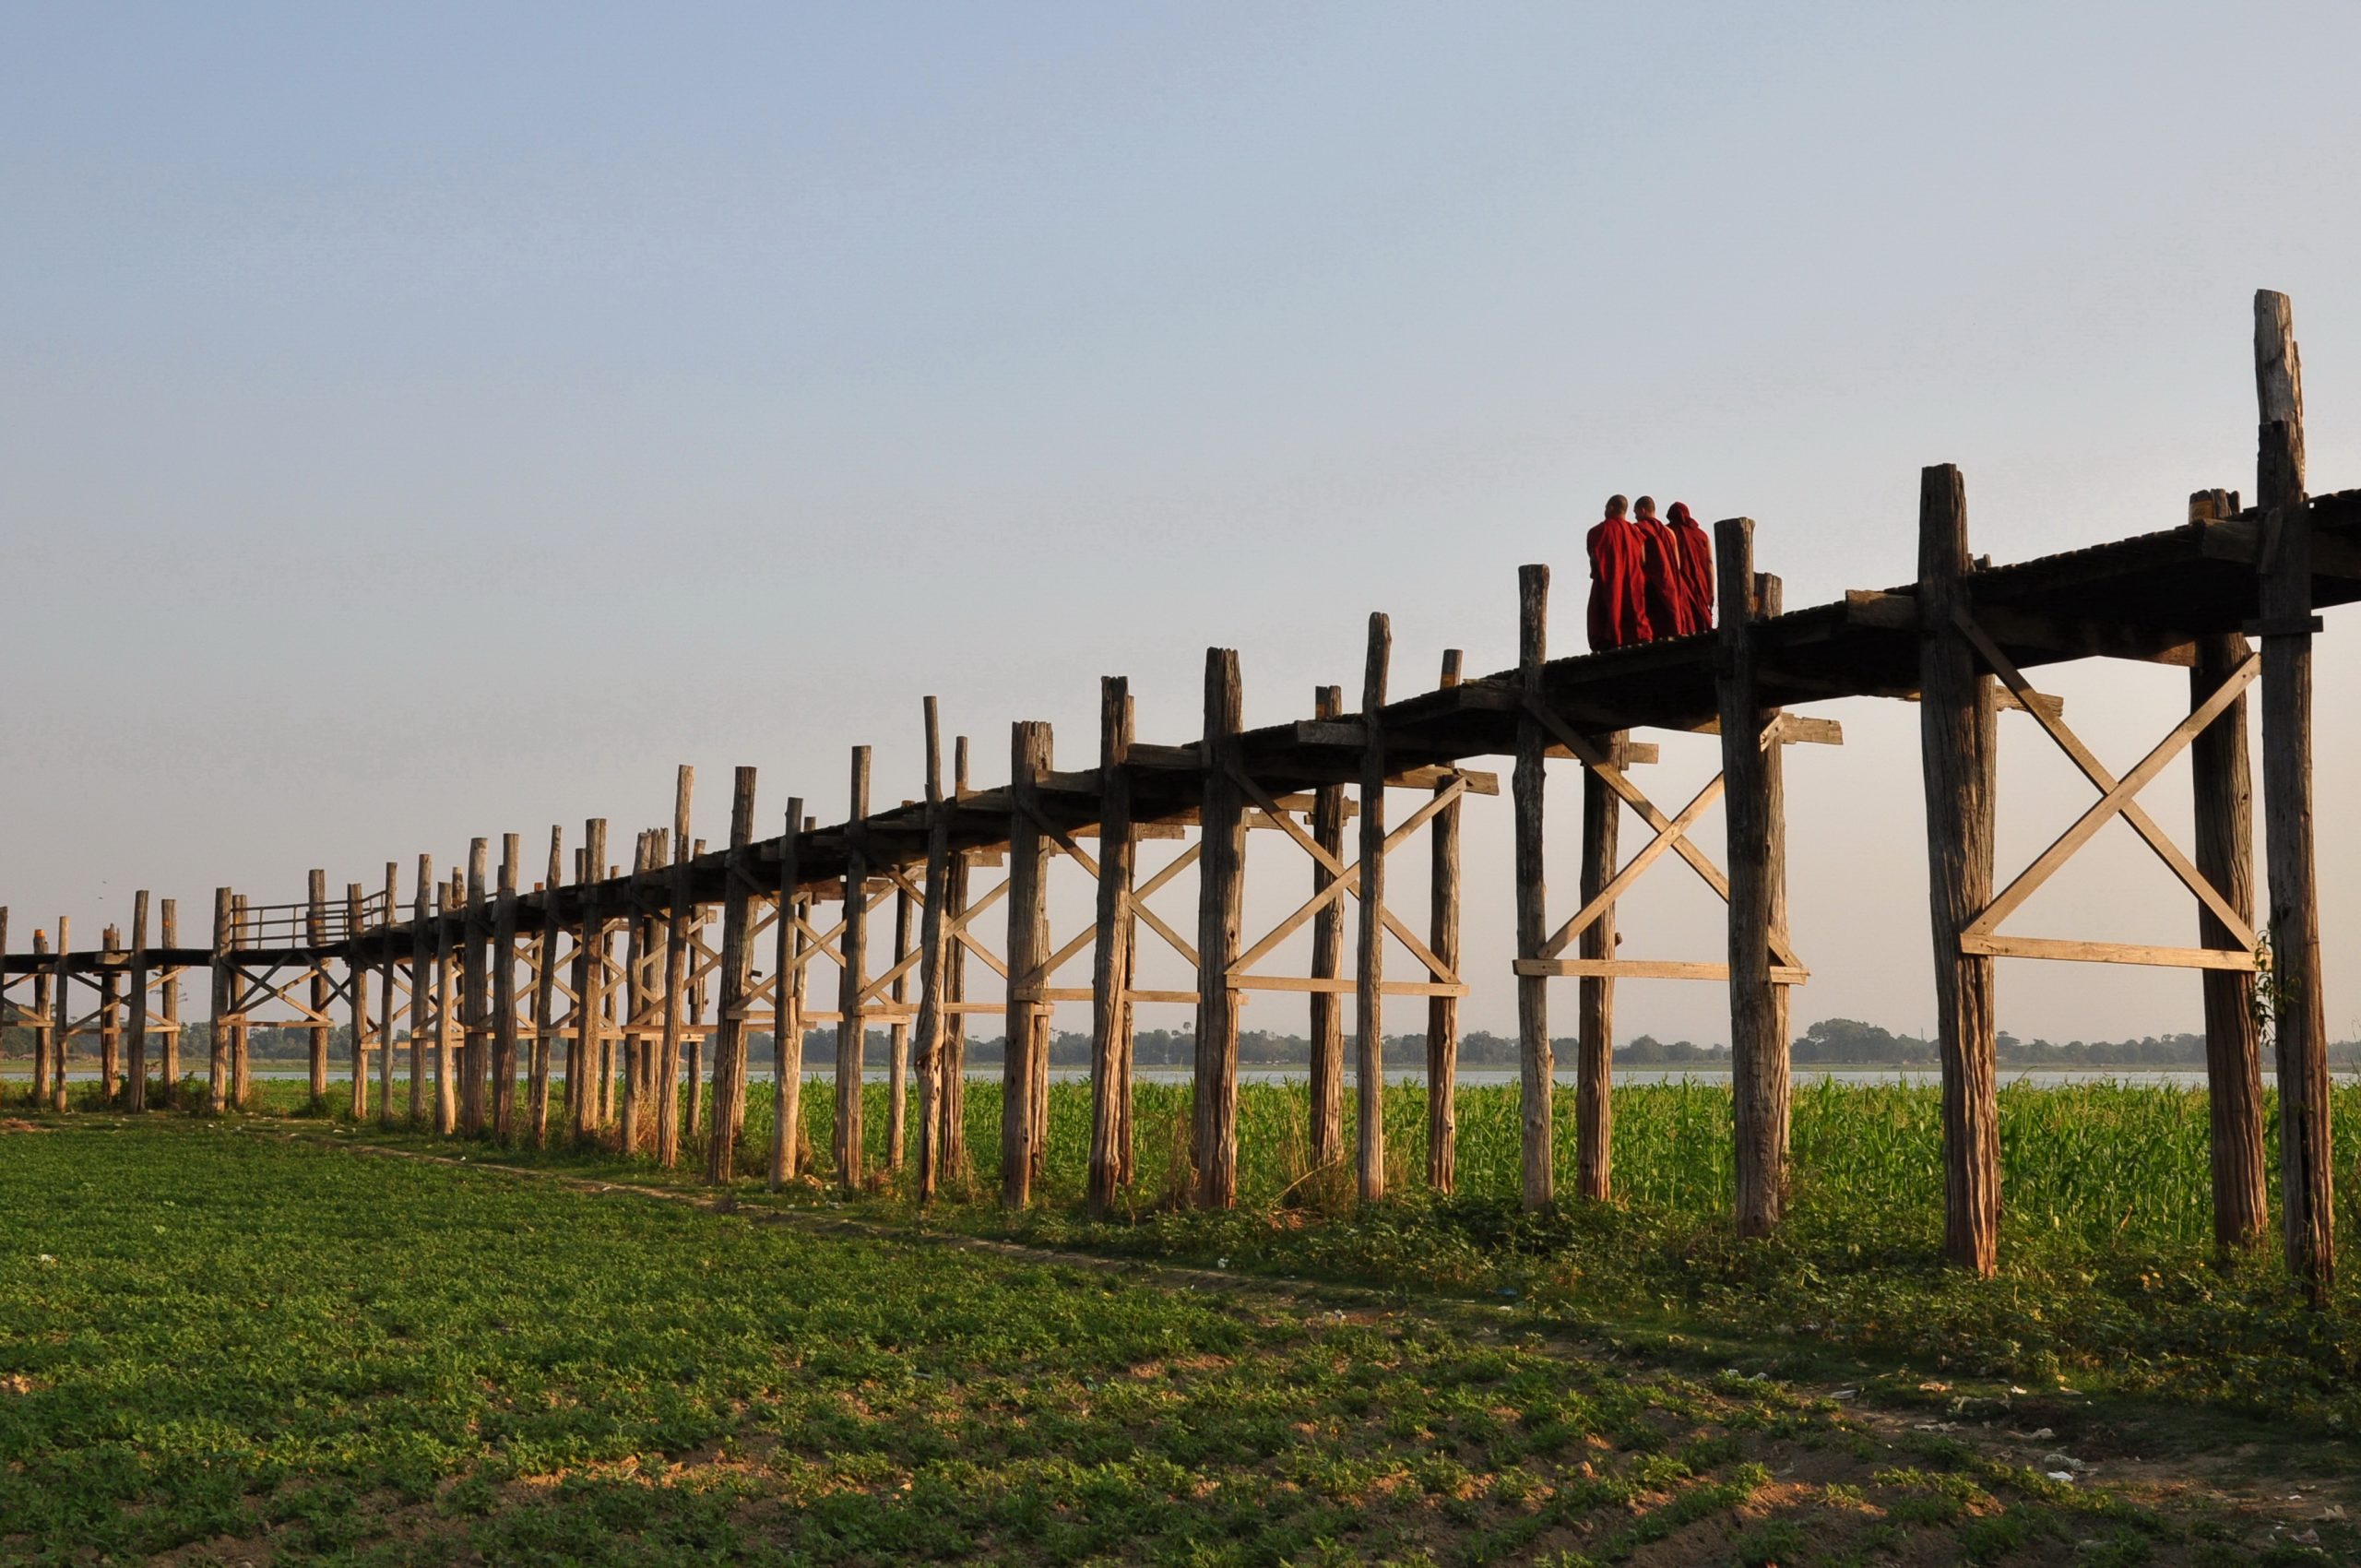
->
[1759,574,1793,1141]
[208,896,231,1113]
[409,857,433,1126]
[886,862,912,1172]
[529,830,562,1146]
[1308,684,1347,1170]
[686,865,708,1141]
[657,767,694,1169]
[377,865,397,1124]
[706,767,759,1182]
[53,918,74,1111]
[770,801,808,1188]
[346,882,369,1121]
[836,749,872,1191]
[1575,735,1619,1203]
[306,869,331,1107]
[1194,649,1246,1209]
[1918,464,2000,1276]
[1003,721,1053,1207]
[98,925,121,1104]
[126,891,150,1112]
[31,927,54,1108]
[1513,566,1554,1211]
[492,834,521,1141]
[2183,494,2267,1251]
[1716,518,1786,1236]
[1087,677,1136,1212]
[2255,289,2332,1293]
[230,897,253,1109]
[941,745,972,1180]
[460,839,490,1134]
[619,832,651,1153]
[159,898,181,1105]
[1428,649,1464,1193]
[434,874,459,1135]
[1355,613,1391,1202]
[913,705,952,1202]
[573,821,608,1139]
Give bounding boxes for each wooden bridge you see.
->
[5,292,2348,1294]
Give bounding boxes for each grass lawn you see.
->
[3,1119,2355,1565]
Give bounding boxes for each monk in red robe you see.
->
[1631,496,1687,638]
[1587,494,1653,650]
[1665,502,1714,634]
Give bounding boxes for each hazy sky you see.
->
[6,3,2361,1047]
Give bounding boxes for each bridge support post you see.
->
[126,893,150,1112]
[1917,464,2000,1277]
[1427,650,1464,1194]
[771,800,807,1188]
[307,869,331,1107]
[55,918,74,1111]
[345,882,368,1122]
[657,770,694,1168]
[1513,565,1554,1211]
[376,866,397,1126]
[940,751,972,1182]
[706,769,758,1182]
[2255,289,2332,1296]
[409,857,433,1127]
[1717,518,1787,1237]
[461,840,490,1135]
[1355,613,1390,1203]
[1308,685,1347,1170]
[208,897,230,1113]
[1194,649,1245,1208]
[30,928,51,1108]
[493,835,521,1144]
[1087,678,1136,1213]
[1003,723,1052,1206]
[836,750,872,1192]
[160,898,180,1106]
[98,925,121,1103]
[916,703,952,1204]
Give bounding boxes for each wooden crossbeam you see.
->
[1522,698,1805,970]
[1957,934,2257,969]
[1538,771,1725,961]
[1515,958,1811,984]
[1964,630,2260,944]
[1956,609,2256,950]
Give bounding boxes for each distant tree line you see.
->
[7,1013,2358,1072]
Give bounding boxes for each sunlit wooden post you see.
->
[2254,289,2332,1295]
[126,891,150,1112]
[346,882,369,1121]
[1918,464,2000,1277]
[1512,566,1554,1211]
[706,767,759,1182]
[836,749,872,1192]
[1427,649,1464,1194]
[771,799,808,1189]
[1003,722,1052,1207]
[1193,649,1245,1209]
[1086,677,1136,1212]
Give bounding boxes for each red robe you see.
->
[1587,517,1654,650]
[1635,516,1687,637]
[1665,503,1714,634]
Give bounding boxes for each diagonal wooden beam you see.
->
[1967,642,2260,939]
[1523,697,1803,969]
[1956,609,2256,949]
[1538,771,1726,960]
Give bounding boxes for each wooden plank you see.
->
[1957,933,2254,968]
[1918,463,2000,1277]
[1516,957,1810,984]
[1194,648,1246,1209]
[1543,772,1724,961]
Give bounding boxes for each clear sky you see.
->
[6,3,2360,1047]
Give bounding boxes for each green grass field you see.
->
[5,1119,2345,1566]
